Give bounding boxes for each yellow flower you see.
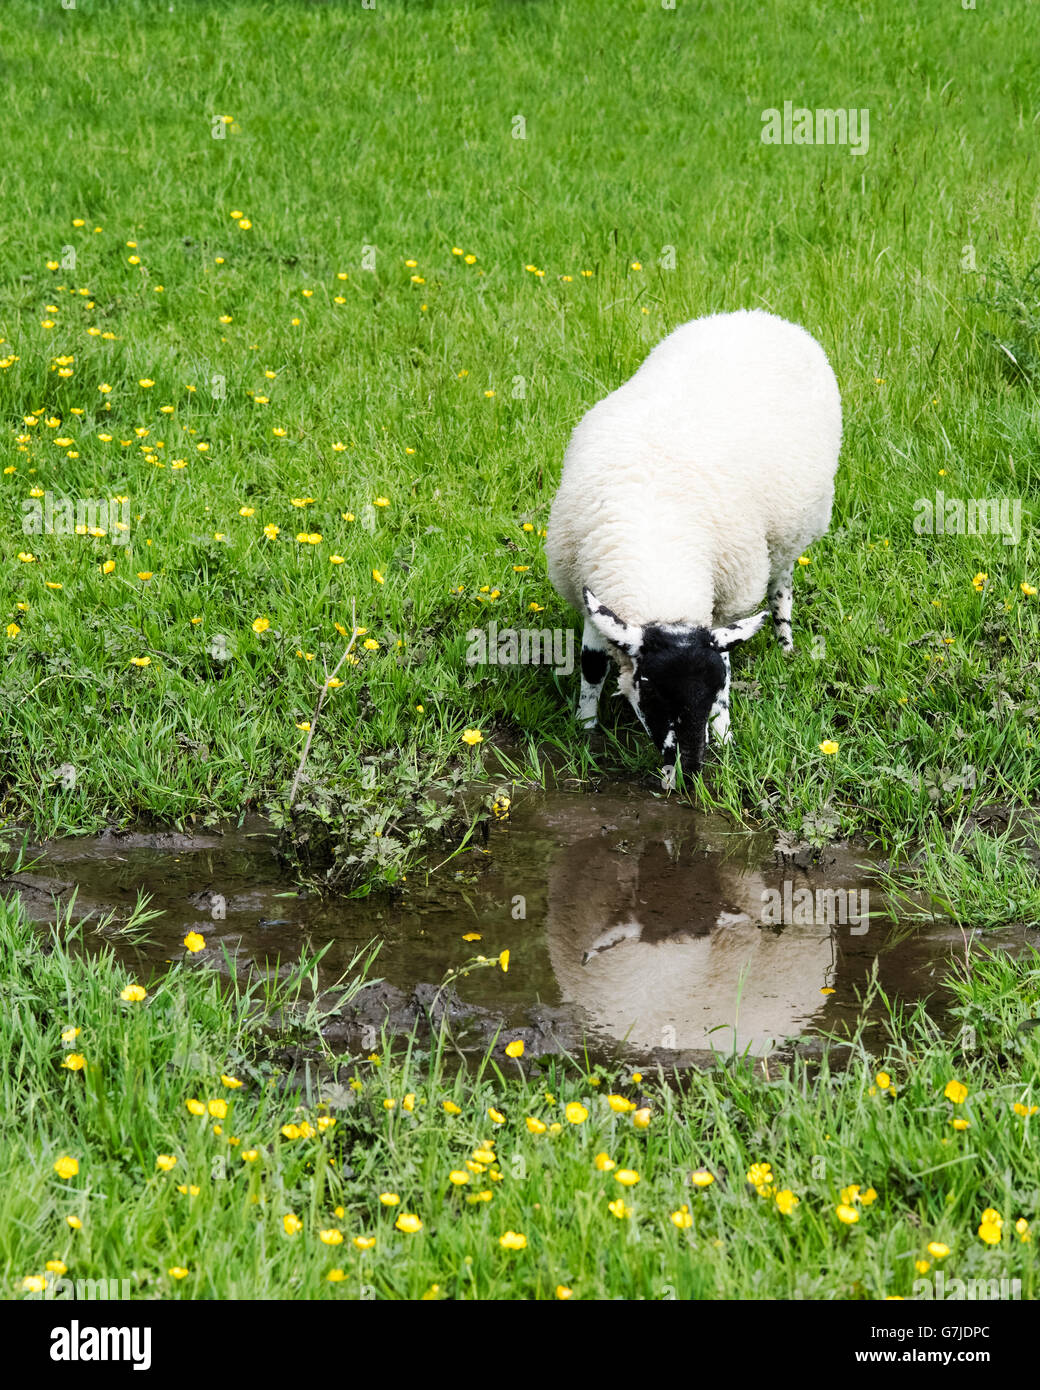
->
[263,524,280,539]
[62,1053,86,1071]
[971,572,987,592]
[183,931,206,953]
[395,1213,422,1233]
[526,1117,547,1135]
[22,1276,47,1293]
[1013,1102,1038,1117]
[461,728,484,746]
[927,1241,950,1258]
[836,1204,860,1224]
[797,554,811,566]
[61,1026,80,1044]
[565,1102,588,1124]
[840,1184,860,1205]
[129,656,151,668]
[443,1100,461,1116]
[54,1156,79,1180]
[283,1214,303,1236]
[876,1071,891,1089]
[448,1170,470,1186]
[607,1198,630,1219]
[251,617,270,634]
[326,1268,346,1282]
[556,1284,573,1299]
[775,1190,799,1215]
[671,1205,693,1229]
[281,1124,300,1139]
[156,1154,178,1172]
[944,1079,968,1105]
[860,1187,878,1205]
[379,1192,400,1205]
[819,740,840,755]
[499,949,510,973]
[242,1149,259,1162]
[594,1152,617,1173]
[66,1216,82,1230]
[208,1099,228,1119]
[505,1039,524,1058]
[319,1229,343,1245]
[167,1266,189,1280]
[45,1260,67,1275]
[186,1098,206,1116]
[950,1118,971,1131]
[632,1107,651,1129]
[353,1235,376,1250]
[608,1094,636,1113]
[915,1259,931,1274]
[472,1149,496,1164]
[978,1220,1002,1245]
[488,1107,505,1125]
[691,1170,715,1188]
[499,1230,526,1250]
[221,1074,243,1089]
[614,1169,639,1187]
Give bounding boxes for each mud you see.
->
[2,787,1032,1068]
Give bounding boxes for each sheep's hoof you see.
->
[660,766,676,792]
[577,714,598,732]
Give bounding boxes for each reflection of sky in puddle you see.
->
[3,789,1027,1061]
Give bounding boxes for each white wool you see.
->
[546,309,842,629]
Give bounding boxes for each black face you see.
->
[629,626,726,775]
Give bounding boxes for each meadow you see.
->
[1,0,1039,1301]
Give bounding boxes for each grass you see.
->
[1,0,1039,1301]
[0,0,1037,873]
[2,893,1038,1301]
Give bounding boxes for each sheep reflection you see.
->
[545,835,836,1055]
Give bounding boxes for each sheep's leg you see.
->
[577,622,610,729]
[709,652,732,745]
[768,566,795,653]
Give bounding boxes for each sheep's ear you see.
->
[584,587,643,655]
[711,611,768,651]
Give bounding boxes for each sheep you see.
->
[545,308,842,787]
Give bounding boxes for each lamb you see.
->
[545,308,842,787]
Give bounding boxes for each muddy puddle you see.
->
[2,788,1032,1068]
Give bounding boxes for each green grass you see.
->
[2,894,1038,1300]
[0,0,1037,868]
[1,0,1039,1302]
